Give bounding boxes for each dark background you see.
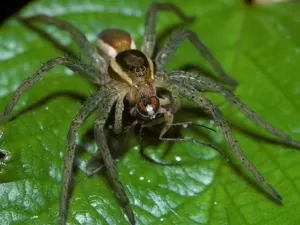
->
[1,0,293,25]
[0,0,33,25]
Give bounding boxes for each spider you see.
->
[1,2,300,225]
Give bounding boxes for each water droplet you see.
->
[175,156,181,162]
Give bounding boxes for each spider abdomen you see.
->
[97,29,136,60]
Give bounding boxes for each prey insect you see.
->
[1,2,300,225]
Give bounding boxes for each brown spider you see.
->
[1,2,300,225]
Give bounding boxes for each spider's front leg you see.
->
[0,57,99,123]
[19,15,107,77]
[94,90,135,225]
[174,84,282,202]
[142,2,195,58]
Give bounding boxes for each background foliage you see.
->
[0,0,300,224]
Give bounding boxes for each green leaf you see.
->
[1,0,300,225]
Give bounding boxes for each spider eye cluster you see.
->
[116,50,148,71]
[136,96,160,119]
[109,49,154,85]
[129,65,147,77]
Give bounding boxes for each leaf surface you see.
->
[0,0,300,225]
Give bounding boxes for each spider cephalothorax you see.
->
[101,34,164,123]
[109,50,156,103]
[1,2,300,225]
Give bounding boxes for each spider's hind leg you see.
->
[176,84,282,202]
[220,87,300,149]
[169,71,300,150]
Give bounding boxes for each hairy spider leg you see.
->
[114,93,127,134]
[149,78,181,138]
[94,89,135,225]
[159,113,174,138]
[174,84,282,201]
[20,15,107,78]
[155,30,238,87]
[0,57,98,123]
[142,2,194,58]
[60,91,103,225]
[168,71,300,149]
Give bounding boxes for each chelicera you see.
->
[0,2,300,225]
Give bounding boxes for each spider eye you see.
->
[129,66,135,73]
[136,96,160,119]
